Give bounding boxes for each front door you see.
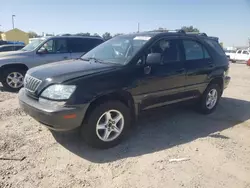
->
[33,38,71,67]
[133,38,186,110]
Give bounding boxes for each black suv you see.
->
[19,30,231,149]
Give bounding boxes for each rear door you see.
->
[68,38,103,59]
[34,38,71,66]
[181,38,213,97]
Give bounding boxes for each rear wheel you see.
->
[198,84,221,114]
[81,101,131,149]
[2,68,26,92]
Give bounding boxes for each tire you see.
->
[81,101,131,149]
[1,68,26,92]
[198,84,221,114]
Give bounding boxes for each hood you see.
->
[27,59,119,83]
[0,50,32,60]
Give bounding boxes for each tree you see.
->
[93,33,100,37]
[28,31,38,38]
[113,33,123,37]
[76,32,90,36]
[102,32,112,41]
[181,26,200,33]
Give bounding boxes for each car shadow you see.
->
[52,97,250,163]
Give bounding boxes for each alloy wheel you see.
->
[6,72,24,89]
[96,109,125,142]
[206,88,218,109]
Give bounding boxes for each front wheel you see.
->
[198,84,221,114]
[2,68,26,92]
[81,101,131,149]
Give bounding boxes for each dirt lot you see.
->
[0,63,250,188]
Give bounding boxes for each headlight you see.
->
[40,84,76,100]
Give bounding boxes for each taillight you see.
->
[247,59,250,66]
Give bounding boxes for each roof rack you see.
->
[150,29,208,36]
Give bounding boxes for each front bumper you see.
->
[224,76,231,89]
[18,88,89,131]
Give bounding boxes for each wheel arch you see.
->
[83,90,137,124]
[0,64,28,81]
[208,76,224,95]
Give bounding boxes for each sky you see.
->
[0,0,250,47]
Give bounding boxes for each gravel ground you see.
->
[0,63,250,188]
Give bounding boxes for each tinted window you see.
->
[237,50,242,54]
[14,46,24,50]
[0,46,14,52]
[204,47,211,59]
[149,39,180,63]
[204,39,225,56]
[243,51,249,55]
[183,40,203,60]
[68,38,103,53]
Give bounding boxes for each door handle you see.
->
[176,68,185,73]
[208,63,215,68]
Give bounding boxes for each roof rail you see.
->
[185,32,208,36]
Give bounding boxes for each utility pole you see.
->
[12,15,16,29]
[137,23,140,33]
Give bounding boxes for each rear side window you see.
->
[243,51,249,55]
[68,38,103,53]
[183,40,210,60]
[204,39,225,56]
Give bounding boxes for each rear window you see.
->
[204,39,225,56]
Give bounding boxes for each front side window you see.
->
[148,39,180,63]
[81,35,151,65]
[237,50,242,54]
[183,40,204,60]
[39,39,68,53]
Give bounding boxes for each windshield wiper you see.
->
[79,57,104,63]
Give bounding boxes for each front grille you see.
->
[24,75,42,93]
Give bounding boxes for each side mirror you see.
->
[37,48,47,54]
[146,53,161,65]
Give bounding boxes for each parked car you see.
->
[0,44,25,52]
[0,36,104,91]
[231,49,250,62]
[225,49,236,60]
[19,30,231,149]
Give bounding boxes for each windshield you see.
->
[81,35,151,64]
[21,39,45,51]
